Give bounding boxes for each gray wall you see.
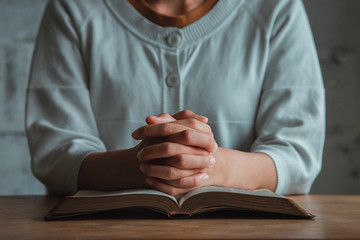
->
[0,0,47,195]
[0,0,359,195]
[303,0,360,194]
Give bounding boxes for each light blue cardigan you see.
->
[26,0,325,195]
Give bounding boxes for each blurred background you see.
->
[0,0,359,195]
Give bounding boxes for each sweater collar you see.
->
[104,0,243,48]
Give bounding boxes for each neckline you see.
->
[128,0,218,28]
[105,0,243,48]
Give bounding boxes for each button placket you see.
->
[161,49,182,114]
[160,31,184,114]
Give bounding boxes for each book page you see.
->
[179,186,284,207]
[74,188,178,203]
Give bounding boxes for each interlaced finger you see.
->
[137,142,210,162]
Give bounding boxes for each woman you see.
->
[26,0,325,196]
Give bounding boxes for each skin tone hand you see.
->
[77,110,211,192]
[78,110,277,196]
[132,110,218,195]
[133,110,277,196]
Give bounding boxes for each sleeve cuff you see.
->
[252,148,287,195]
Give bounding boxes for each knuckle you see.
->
[175,155,187,168]
[191,177,199,186]
[182,130,192,143]
[187,118,198,129]
[167,167,178,180]
[191,179,199,187]
[163,143,175,155]
[182,109,192,116]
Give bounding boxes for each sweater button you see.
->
[166,32,182,47]
[166,74,180,88]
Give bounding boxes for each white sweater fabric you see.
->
[26,0,325,195]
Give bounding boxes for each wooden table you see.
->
[0,195,360,239]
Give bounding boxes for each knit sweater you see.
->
[26,0,325,195]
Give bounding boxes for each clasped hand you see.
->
[132,110,219,196]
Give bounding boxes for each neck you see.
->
[145,0,206,15]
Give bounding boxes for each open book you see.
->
[45,186,313,220]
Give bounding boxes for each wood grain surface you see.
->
[0,195,360,239]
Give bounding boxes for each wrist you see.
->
[78,147,147,191]
[210,148,277,192]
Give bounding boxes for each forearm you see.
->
[212,147,277,192]
[78,148,147,191]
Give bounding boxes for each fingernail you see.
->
[201,174,209,182]
[146,116,156,121]
[195,115,208,122]
[210,142,218,153]
[137,149,143,161]
[209,156,215,166]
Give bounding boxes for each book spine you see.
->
[168,212,193,218]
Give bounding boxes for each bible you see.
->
[45,186,313,220]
